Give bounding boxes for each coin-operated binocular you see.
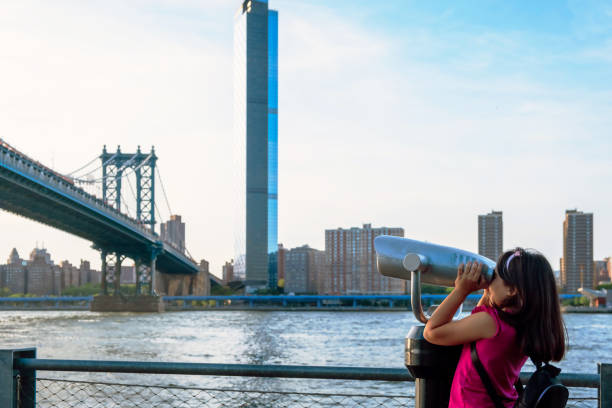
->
[375,236,496,408]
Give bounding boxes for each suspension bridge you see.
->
[0,138,198,304]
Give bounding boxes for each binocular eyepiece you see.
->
[375,236,496,322]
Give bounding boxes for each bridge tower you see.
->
[99,145,159,296]
[101,145,157,232]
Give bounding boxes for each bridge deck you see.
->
[0,142,197,275]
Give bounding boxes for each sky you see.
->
[1,0,611,277]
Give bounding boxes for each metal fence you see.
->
[31,378,415,408]
[1,349,608,408]
[29,378,601,408]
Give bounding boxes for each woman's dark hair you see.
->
[494,248,566,362]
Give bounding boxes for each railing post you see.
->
[599,363,612,408]
[0,348,36,408]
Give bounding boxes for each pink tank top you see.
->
[449,305,527,408]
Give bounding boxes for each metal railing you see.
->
[1,349,608,407]
[0,297,92,310]
[165,294,449,309]
[164,294,583,310]
[0,294,584,311]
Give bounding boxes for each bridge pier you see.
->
[113,255,126,296]
[135,261,144,295]
[150,257,157,295]
[91,244,166,312]
[100,250,108,295]
[90,294,164,312]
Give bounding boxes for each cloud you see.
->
[1,0,611,274]
[275,1,612,264]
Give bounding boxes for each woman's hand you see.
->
[455,261,488,295]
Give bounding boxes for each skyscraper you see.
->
[561,209,593,293]
[478,210,503,262]
[234,0,278,290]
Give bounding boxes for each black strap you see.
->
[471,342,505,408]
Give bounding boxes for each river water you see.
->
[0,310,608,406]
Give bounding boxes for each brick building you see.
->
[283,245,325,294]
[323,224,405,294]
[561,209,594,293]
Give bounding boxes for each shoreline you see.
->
[561,306,612,313]
[0,305,611,313]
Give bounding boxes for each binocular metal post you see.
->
[406,325,461,408]
[374,237,494,407]
[406,269,461,408]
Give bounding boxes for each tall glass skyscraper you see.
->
[234,0,278,290]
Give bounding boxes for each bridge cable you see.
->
[73,160,137,184]
[72,152,141,183]
[124,175,141,222]
[74,152,154,185]
[185,247,197,262]
[119,191,133,218]
[65,156,99,177]
[155,166,173,216]
[72,152,122,180]
[154,203,165,234]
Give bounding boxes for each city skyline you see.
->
[1,1,611,275]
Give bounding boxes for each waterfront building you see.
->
[594,260,609,285]
[80,260,101,285]
[284,245,325,294]
[8,248,21,265]
[160,215,186,254]
[1,248,99,295]
[277,243,287,287]
[120,265,136,284]
[553,269,561,287]
[3,248,26,294]
[60,260,79,290]
[324,224,405,294]
[234,0,279,290]
[198,259,211,296]
[27,248,60,295]
[30,247,52,266]
[222,260,235,284]
[561,209,594,293]
[478,210,503,262]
